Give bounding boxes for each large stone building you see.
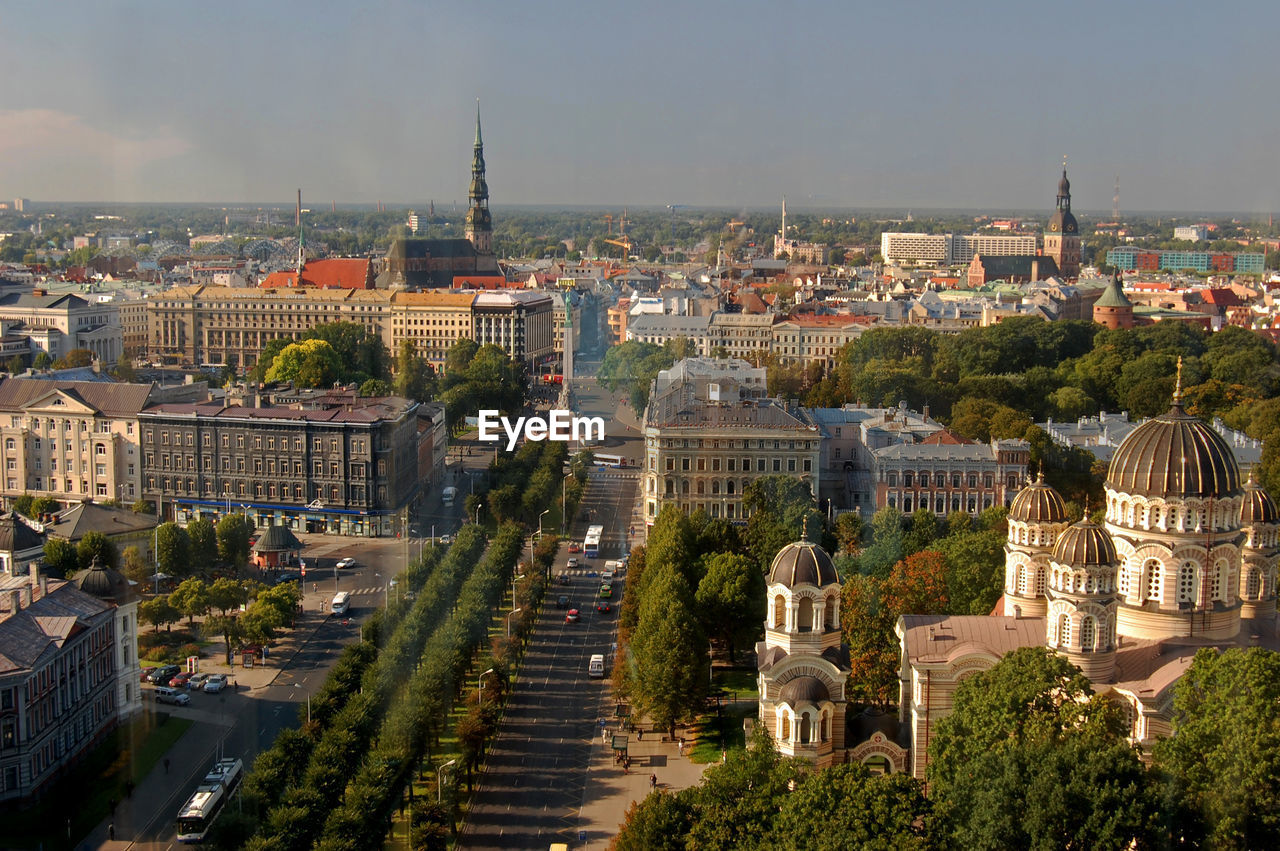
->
[0,291,121,366]
[872,435,1030,516]
[886,384,1280,780]
[642,358,819,524]
[138,395,424,536]
[0,564,138,802]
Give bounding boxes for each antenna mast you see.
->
[1113,176,1120,221]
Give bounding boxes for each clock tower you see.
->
[1044,164,1080,278]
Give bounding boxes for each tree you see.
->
[13,493,33,516]
[695,553,766,662]
[860,506,904,578]
[928,647,1151,851]
[139,595,179,632]
[614,791,694,851]
[683,730,807,851]
[156,522,191,578]
[169,578,211,625]
[902,508,940,557]
[630,567,708,736]
[76,530,119,572]
[121,545,150,584]
[775,764,930,850]
[6,354,24,374]
[53,348,94,369]
[301,321,391,385]
[208,577,248,615]
[32,352,51,370]
[935,529,1007,615]
[834,512,864,555]
[131,498,155,514]
[42,538,79,578]
[264,338,343,387]
[358,378,391,397]
[31,496,60,516]
[218,514,252,571]
[112,359,137,382]
[1153,647,1280,848]
[187,516,218,574]
[393,339,433,402]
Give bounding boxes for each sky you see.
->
[2,0,1277,213]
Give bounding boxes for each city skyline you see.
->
[2,1,1278,212]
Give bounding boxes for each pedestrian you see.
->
[164,757,170,774]
[108,823,115,841]
[650,773,657,790]
[637,728,642,741]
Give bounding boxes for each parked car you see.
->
[154,686,190,706]
[567,558,579,568]
[148,665,181,686]
[336,557,356,570]
[187,673,211,690]
[565,608,580,624]
[170,672,193,689]
[203,674,228,694]
[140,666,157,683]
[596,601,612,614]
[273,571,301,586]
[568,543,582,553]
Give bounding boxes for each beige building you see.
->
[642,358,819,523]
[0,291,121,366]
[772,315,874,366]
[0,379,158,509]
[708,313,775,360]
[389,291,475,368]
[116,297,150,359]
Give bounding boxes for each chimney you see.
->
[7,589,19,613]
[19,587,31,608]
[39,576,48,599]
[1013,604,1022,619]
[29,562,38,589]
[922,404,930,422]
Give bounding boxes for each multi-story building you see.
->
[881,233,1037,265]
[772,315,875,366]
[642,358,819,524]
[1106,246,1265,275]
[872,436,1030,516]
[708,313,776,360]
[549,291,579,370]
[0,564,138,803]
[1173,225,1209,242]
[115,296,149,359]
[472,291,555,369]
[191,261,251,288]
[626,314,713,353]
[388,291,475,368]
[138,395,422,536]
[0,378,158,509]
[0,291,121,366]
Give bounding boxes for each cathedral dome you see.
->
[1009,474,1068,524]
[74,557,134,602]
[1241,474,1279,525]
[779,676,830,705]
[1106,402,1241,499]
[768,541,838,588]
[1052,519,1118,566]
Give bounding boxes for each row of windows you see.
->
[27,479,118,497]
[658,438,813,451]
[146,477,377,504]
[145,431,367,454]
[885,471,1012,489]
[1116,559,1234,605]
[6,439,108,456]
[665,457,812,474]
[147,453,381,478]
[888,494,995,514]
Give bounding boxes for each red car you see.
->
[568,543,582,553]
[596,601,612,614]
[140,666,157,683]
[170,672,193,689]
[565,608,580,624]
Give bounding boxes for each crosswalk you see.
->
[589,470,640,481]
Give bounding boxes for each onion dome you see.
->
[1106,402,1241,499]
[779,676,830,704]
[1241,473,1279,525]
[768,540,838,588]
[1009,473,1068,524]
[1051,519,1118,567]
[74,556,134,603]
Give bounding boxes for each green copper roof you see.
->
[1095,278,1132,308]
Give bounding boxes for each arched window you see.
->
[798,597,813,631]
[1177,561,1197,603]
[681,480,690,495]
[1208,561,1222,602]
[827,596,839,629]
[1080,616,1096,651]
[1034,567,1046,596]
[711,480,720,495]
[820,711,829,742]
[779,712,790,741]
[1017,565,1028,595]
[799,712,811,744]
[1145,560,1162,602]
[1118,563,1130,596]
[726,480,735,495]
[773,595,786,630]
[1246,567,1261,599]
[1058,613,1071,647]
[696,480,705,496]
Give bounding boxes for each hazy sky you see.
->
[3,1,1277,212]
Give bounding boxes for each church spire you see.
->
[464,100,493,255]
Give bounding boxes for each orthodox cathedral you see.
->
[758,375,1279,777]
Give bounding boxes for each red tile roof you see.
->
[260,258,373,290]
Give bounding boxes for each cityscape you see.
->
[3,4,1280,851]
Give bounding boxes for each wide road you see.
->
[460,469,637,850]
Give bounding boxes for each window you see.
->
[1177,562,1197,603]
[1146,561,1162,602]
[1080,617,1096,651]
[1058,613,1071,647]
[1247,568,1261,599]
[95,444,106,456]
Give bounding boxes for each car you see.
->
[203,674,228,694]
[565,608,580,623]
[148,665,181,686]
[567,557,579,568]
[599,584,612,599]
[602,570,615,583]
[188,673,211,689]
[568,543,582,553]
[557,594,570,609]
[438,533,455,545]
[154,686,190,706]
[557,573,571,586]
[336,557,356,570]
[596,601,612,614]
[273,571,301,586]
[170,672,193,689]
[140,666,157,683]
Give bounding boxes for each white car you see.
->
[566,557,579,568]
[203,674,228,694]
[336,557,356,570]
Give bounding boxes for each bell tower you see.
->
[464,101,493,256]
[1044,160,1081,278]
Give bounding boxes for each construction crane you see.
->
[726,220,746,232]
[603,214,614,235]
[604,236,635,257]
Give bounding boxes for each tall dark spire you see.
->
[465,100,493,254]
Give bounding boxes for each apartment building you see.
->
[872,437,1029,516]
[388,291,474,368]
[708,313,776,360]
[0,292,121,365]
[0,379,157,509]
[0,568,132,802]
[115,297,149,358]
[642,358,820,524]
[772,315,875,366]
[472,291,555,369]
[138,395,421,536]
[880,232,1037,265]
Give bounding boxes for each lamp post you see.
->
[537,508,550,540]
[506,608,522,638]
[294,683,311,724]
[561,472,575,535]
[437,759,457,803]
[475,503,483,527]
[512,574,524,608]
[478,668,494,701]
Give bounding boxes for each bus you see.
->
[176,758,242,843]
[331,591,351,615]
[584,525,604,559]
[593,453,623,468]
[442,486,458,507]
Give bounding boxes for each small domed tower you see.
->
[757,533,850,767]
[1047,518,1120,682]
[1004,473,1070,618]
[1105,371,1244,641]
[1093,269,1134,330]
[75,556,143,718]
[1238,473,1279,630]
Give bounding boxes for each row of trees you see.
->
[480,439,573,527]
[250,321,393,389]
[597,338,692,411]
[228,526,489,848]
[617,646,1280,850]
[437,339,526,434]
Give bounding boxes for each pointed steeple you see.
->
[464,99,493,255]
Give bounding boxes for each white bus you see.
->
[592,453,623,468]
[442,486,458,506]
[331,591,351,615]
[583,525,604,559]
[176,758,242,844]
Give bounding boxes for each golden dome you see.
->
[1009,474,1068,524]
[768,541,838,588]
[1051,519,1118,567]
[1241,474,1279,525]
[1106,403,1240,499]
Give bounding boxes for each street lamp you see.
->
[537,508,550,539]
[506,608,522,638]
[561,471,575,535]
[512,574,524,607]
[293,683,311,724]
[475,503,483,527]
[478,668,495,700]
[437,758,457,803]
